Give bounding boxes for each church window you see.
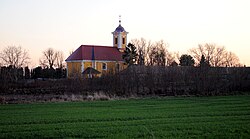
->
[122,38,125,44]
[102,63,107,70]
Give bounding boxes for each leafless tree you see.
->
[189,43,215,65]
[148,40,168,66]
[189,43,241,67]
[131,38,172,66]
[0,46,30,68]
[224,51,240,67]
[166,51,179,66]
[40,48,57,69]
[156,40,168,66]
[131,38,147,65]
[212,46,227,67]
[166,52,175,66]
[55,51,64,68]
[144,40,153,66]
[147,44,156,66]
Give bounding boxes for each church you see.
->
[65,18,128,78]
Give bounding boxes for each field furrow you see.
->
[0,95,250,138]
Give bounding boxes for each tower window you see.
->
[122,38,125,44]
[115,38,118,45]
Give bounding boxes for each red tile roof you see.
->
[65,45,124,61]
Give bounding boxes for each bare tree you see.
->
[55,51,64,68]
[149,40,168,66]
[224,51,240,67]
[147,44,156,66]
[131,38,147,65]
[166,51,179,66]
[166,52,175,66]
[145,40,153,66]
[189,43,241,67]
[0,46,30,68]
[158,40,168,66]
[189,43,215,65]
[130,38,170,66]
[212,46,226,67]
[40,48,57,69]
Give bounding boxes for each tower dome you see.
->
[115,24,125,32]
[112,16,128,52]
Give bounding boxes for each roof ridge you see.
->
[81,45,117,48]
[81,45,113,47]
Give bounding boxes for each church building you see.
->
[65,18,128,78]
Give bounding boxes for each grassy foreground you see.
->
[0,96,250,138]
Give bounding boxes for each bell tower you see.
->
[112,16,128,52]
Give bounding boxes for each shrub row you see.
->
[1,66,250,99]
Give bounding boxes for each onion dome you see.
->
[114,16,126,32]
[115,24,125,32]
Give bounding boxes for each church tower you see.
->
[112,16,128,52]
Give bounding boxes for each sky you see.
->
[0,0,250,67]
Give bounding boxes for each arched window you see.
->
[115,38,118,44]
[122,38,125,44]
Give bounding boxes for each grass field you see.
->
[0,95,250,138]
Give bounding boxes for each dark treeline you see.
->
[1,66,250,97]
[0,46,66,81]
[0,65,66,81]
[83,66,250,96]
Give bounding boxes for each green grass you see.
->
[0,96,250,138]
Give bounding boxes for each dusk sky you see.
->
[0,0,250,67]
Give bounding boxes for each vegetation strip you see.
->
[0,95,250,138]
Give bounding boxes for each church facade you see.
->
[65,19,128,78]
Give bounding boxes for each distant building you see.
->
[65,18,128,78]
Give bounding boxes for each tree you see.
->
[123,43,138,66]
[131,38,147,65]
[189,43,241,67]
[199,55,210,67]
[179,54,195,66]
[170,61,178,67]
[55,51,64,69]
[130,38,171,66]
[189,43,215,66]
[213,46,226,67]
[24,66,30,79]
[166,52,179,66]
[155,40,167,66]
[0,46,30,68]
[32,66,42,79]
[40,48,57,69]
[224,51,240,67]
[147,40,168,66]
